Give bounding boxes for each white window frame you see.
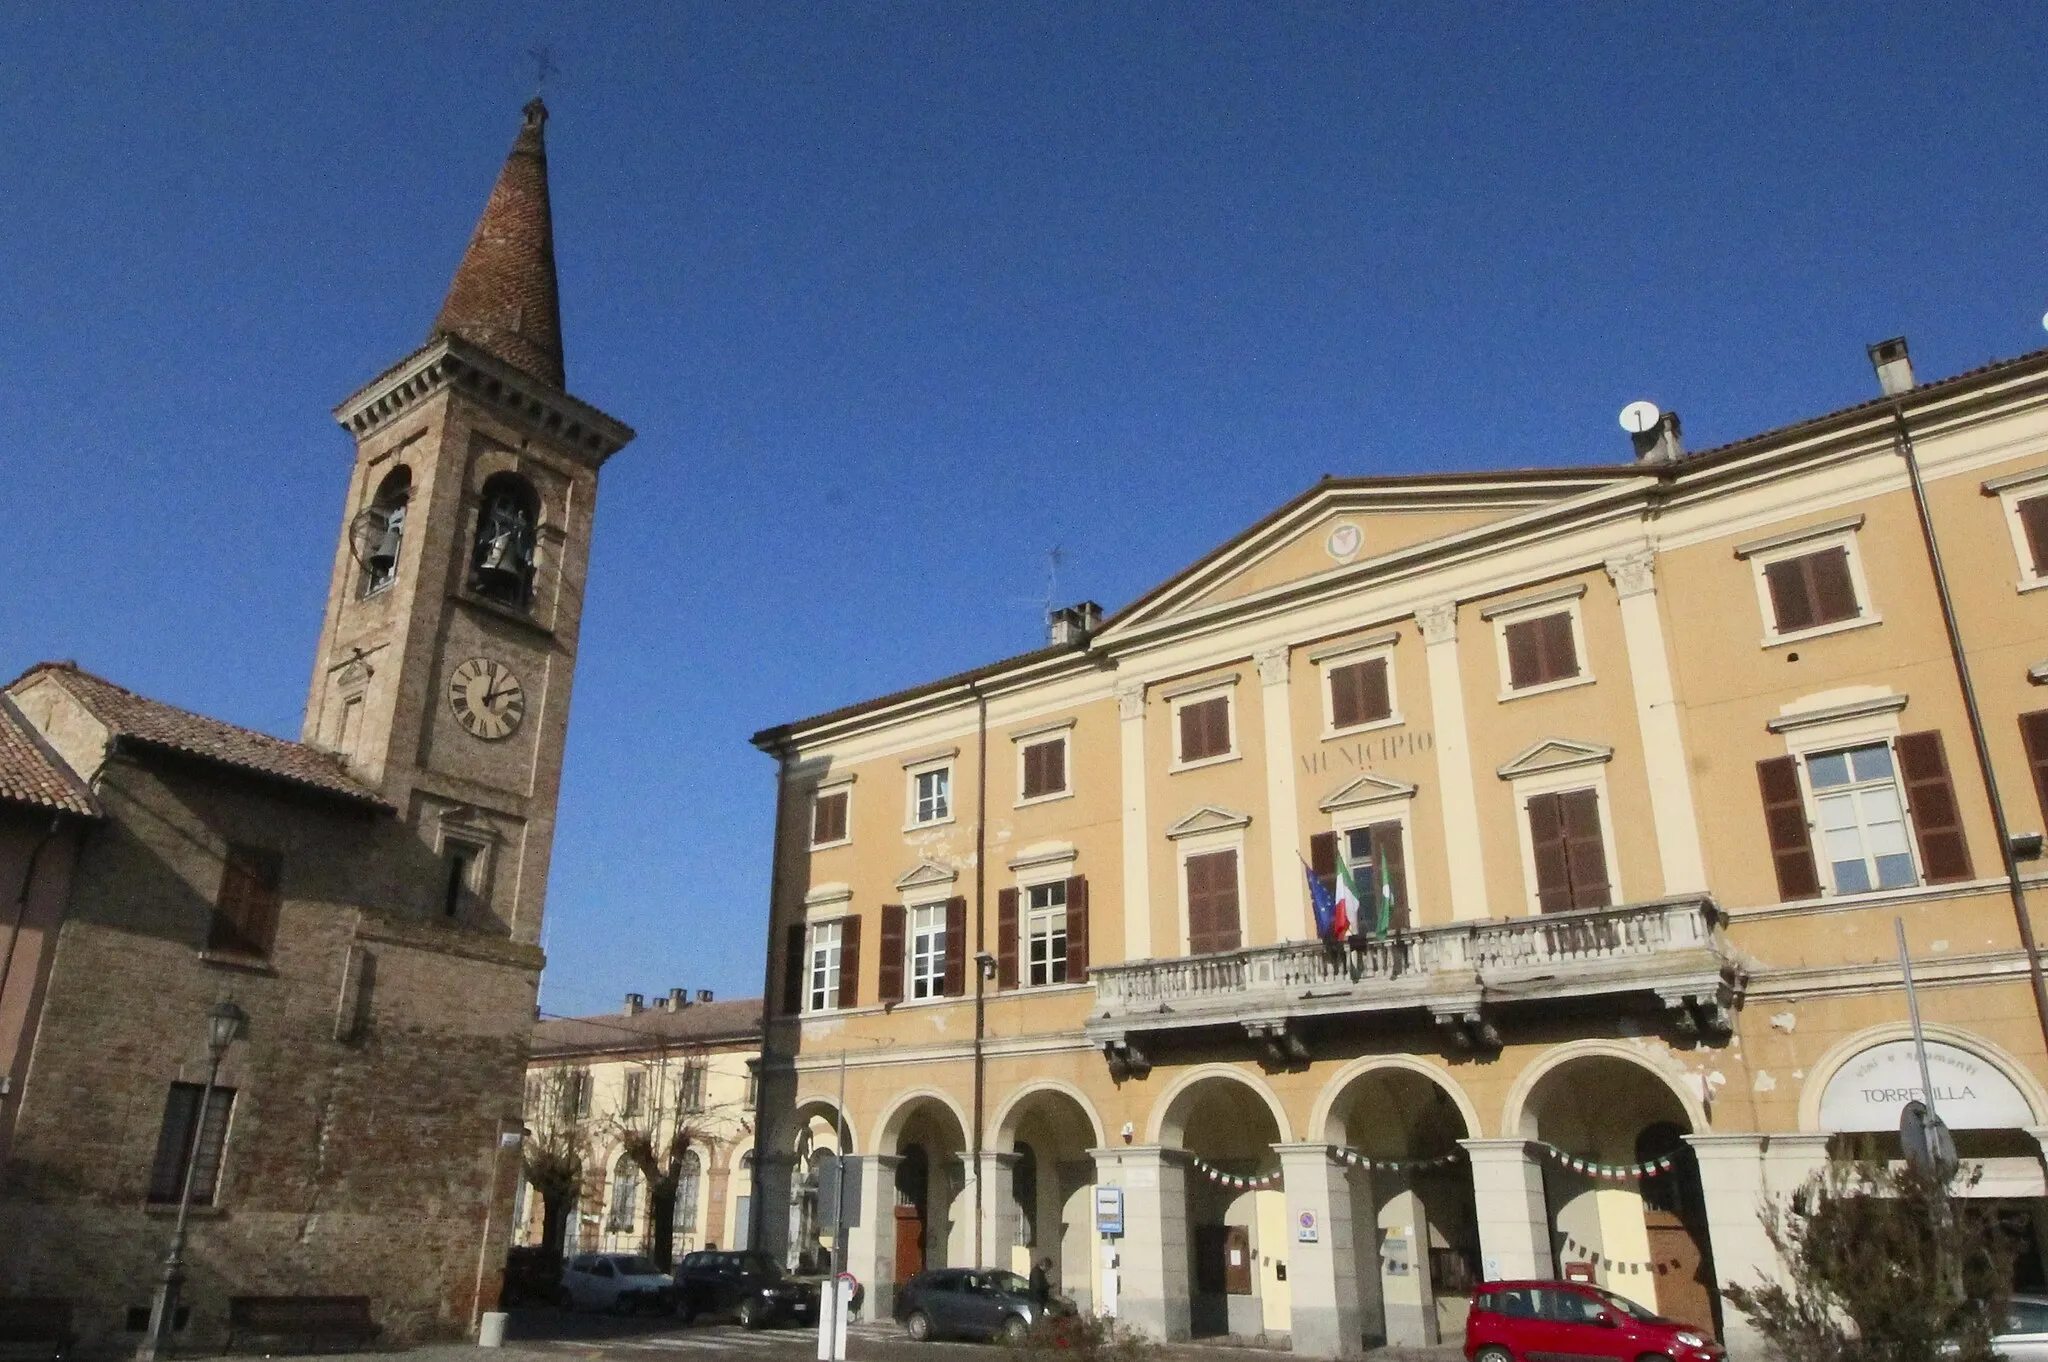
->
[903,755,956,830]
[804,919,843,1014]
[1312,633,1402,740]
[1166,675,1240,773]
[1327,794,1417,927]
[1485,584,1595,702]
[1984,468,2048,594]
[810,776,854,850]
[1172,825,1249,955]
[1012,717,1076,808]
[1770,693,1917,900]
[906,898,949,1002]
[1735,516,1881,647]
[1507,761,1621,917]
[1011,846,1080,989]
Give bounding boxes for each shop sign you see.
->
[1818,1040,2033,1132]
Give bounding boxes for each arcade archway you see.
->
[1157,1070,1287,1341]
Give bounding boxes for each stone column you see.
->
[1459,1140,1550,1281]
[751,1151,797,1263]
[1686,1133,1828,1362]
[977,1150,1022,1270]
[1275,1143,1362,1358]
[847,1153,902,1318]
[1606,549,1707,894]
[1117,684,1153,961]
[1092,1145,1191,1341]
[1376,1176,1437,1345]
[1256,647,1309,942]
[1416,603,1488,920]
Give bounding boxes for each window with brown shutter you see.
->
[1177,696,1232,763]
[1185,850,1242,954]
[209,845,282,958]
[812,790,849,846]
[1763,547,1860,634]
[1896,730,1973,883]
[147,1083,236,1205]
[1328,658,1392,729]
[1064,875,1090,981]
[1368,821,1410,931]
[2020,496,2048,576]
[878,904,907,1004]
[1021,738,1067,799]
[943,896,968,996]
[1524,789,1609,912]
[782,923,807,1015]
[836,914,862,1009]
[1503,613,1579,690]
[2021,711,2048,826]
[1309,831,1338,904]
[1756,756,1822,901]
[996,888,1020,989]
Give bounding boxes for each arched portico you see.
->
[851,1089,971,1318]
[786,1097,849,1272]
[1154,1068,1289,1342]
[990,1083,1107,1313]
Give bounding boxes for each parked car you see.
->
[1996,1296,2048,1361]
[893,1268,1073,1344]
[1466,1281,1722,1362]
[501,1245,562,1307]
[559,1253,674,1313]
[673,1251,820,1329]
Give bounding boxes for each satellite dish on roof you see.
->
[1619,401,1661,435]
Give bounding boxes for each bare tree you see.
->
[522,1066,592,1265]
[601,1040,750,1270]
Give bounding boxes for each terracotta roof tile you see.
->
[529,998,763,1058]
[10,662,384,808]
[431,99,564,389]
[0,698,97,817]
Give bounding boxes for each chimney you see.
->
[622,992,644,1016]
[1868,336,1915,396]
[1047,601,1104,646]
[696,989,714,1003]
[668,987,688,1012]
[1630,411,1684,466]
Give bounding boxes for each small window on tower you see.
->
[442,839,487,919]
[353,467,411,598]
[470,473,540,609]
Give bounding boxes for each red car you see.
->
[1466,1281,1723,1362]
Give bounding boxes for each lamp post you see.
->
[137,1000,246,1362]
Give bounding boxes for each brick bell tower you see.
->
[304,98,633,946]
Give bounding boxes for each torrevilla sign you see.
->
[1818,1040,2034,1132]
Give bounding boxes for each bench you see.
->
[225,1297,378,1355]
[0,1298,73,1362]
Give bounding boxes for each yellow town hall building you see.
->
[749,338,2048,1358]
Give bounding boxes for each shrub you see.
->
[1010,1312,1159,1361]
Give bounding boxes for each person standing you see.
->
[1029,1258,1052,1309]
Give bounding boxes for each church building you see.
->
[0,99,629,1350]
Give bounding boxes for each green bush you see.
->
[1009,1312,1159,1361]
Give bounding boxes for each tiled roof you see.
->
[431,99,564,388]
[0,698,97,817]
[9,662,384,808]
[530,997,763,1058]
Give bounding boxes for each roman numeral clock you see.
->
[448,657,526,741]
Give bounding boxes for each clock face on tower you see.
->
[448,658,526,741]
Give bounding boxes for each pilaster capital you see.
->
[1604,548,1658,599]
[1415,601,1459,646]
[1115,684,1145,722]
[1254,646,1291,687]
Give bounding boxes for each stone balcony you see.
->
[1085,895,1739,1066]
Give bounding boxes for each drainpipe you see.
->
[1887,402,2048,1054]
[751,732,795,1253]
[967,682,989,1265]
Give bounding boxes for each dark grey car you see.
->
[892,1268,1071,1343]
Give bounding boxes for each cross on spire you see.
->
[528,46,558,99]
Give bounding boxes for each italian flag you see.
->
[1332,854,1362,940]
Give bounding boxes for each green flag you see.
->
[1374,852,1396,936]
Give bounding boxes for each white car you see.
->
[1997,1296,2048,1361]
[560,1253,675,1313]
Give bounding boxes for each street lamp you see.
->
[137,1000,246,1362]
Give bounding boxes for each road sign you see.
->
[1095,1186,1124,1236]
[1296,1210,1319,1243]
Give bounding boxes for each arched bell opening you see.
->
[1324,1066,1479,1347]
[1161,1074,1285,1341]
[470,471,540,609]
[1521,1055,1717,1338]
[354,465,411,598]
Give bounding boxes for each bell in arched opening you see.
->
[470,473,538,608]
[352,466,412,597]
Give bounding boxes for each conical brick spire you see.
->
[431,98,565,388]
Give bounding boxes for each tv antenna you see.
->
[1618,400,1661,435]
[1041,545,1068,618]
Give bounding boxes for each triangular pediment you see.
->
[895,860,960,891]
[1099,472,1639,637]
[1318,773,1419,813]
[1164,805,1253,841]
[1495,738,1614,780]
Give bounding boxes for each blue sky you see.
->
[3,4,2044,1016]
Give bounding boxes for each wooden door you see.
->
[1644,1211,1717,1337]
[1194,1224,1228,1295]
[894,1205,926,1283]
[1223,1225,1253,1295]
